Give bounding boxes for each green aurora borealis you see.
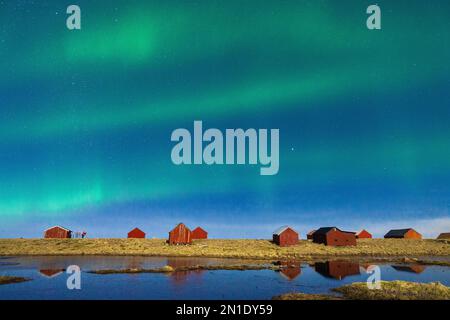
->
[0,1,449,237]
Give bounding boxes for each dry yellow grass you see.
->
[273,281,450,300]
[0,238,448,260]
[273,293,341,300]
[334,281,450,300]
[89,263,280,274]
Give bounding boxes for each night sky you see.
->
[1,1,449,238]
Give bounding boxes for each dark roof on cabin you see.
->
[314,227,338,235]
[437,233,450,239]
[314,227,355,235]
[384,229,413,237]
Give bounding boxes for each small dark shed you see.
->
[44,226,72,239]
[437,233,450,240]
[306,230,316,240]
[168,223,192,245]
[312,227,356,246]
[384,228,422,239]
[192,227,208,240]
[273,226,299,247]
[128,227,146,239]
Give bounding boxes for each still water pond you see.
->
[0,256,449,299]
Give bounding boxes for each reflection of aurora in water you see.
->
[1,1,450,238]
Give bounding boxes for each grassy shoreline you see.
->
[88,263,282,274]
[273,281,450,300]
[0,239,449,261]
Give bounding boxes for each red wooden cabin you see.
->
[44,226,72,239]
[355,229,372,239]
[191,227,208,240]
[384,228,422,239]
[312,227,356,246]
[272,226,299,247]
[128,227,146,239]
[168,223,192,245]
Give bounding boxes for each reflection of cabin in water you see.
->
[39,269,64,278]
[125,257,144,270]
[279,268,301,281]
[315,261,360,280]
[392,265,427,274]
[359,263,373,273]
[166,258,205,284]
[277,261,301,280]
